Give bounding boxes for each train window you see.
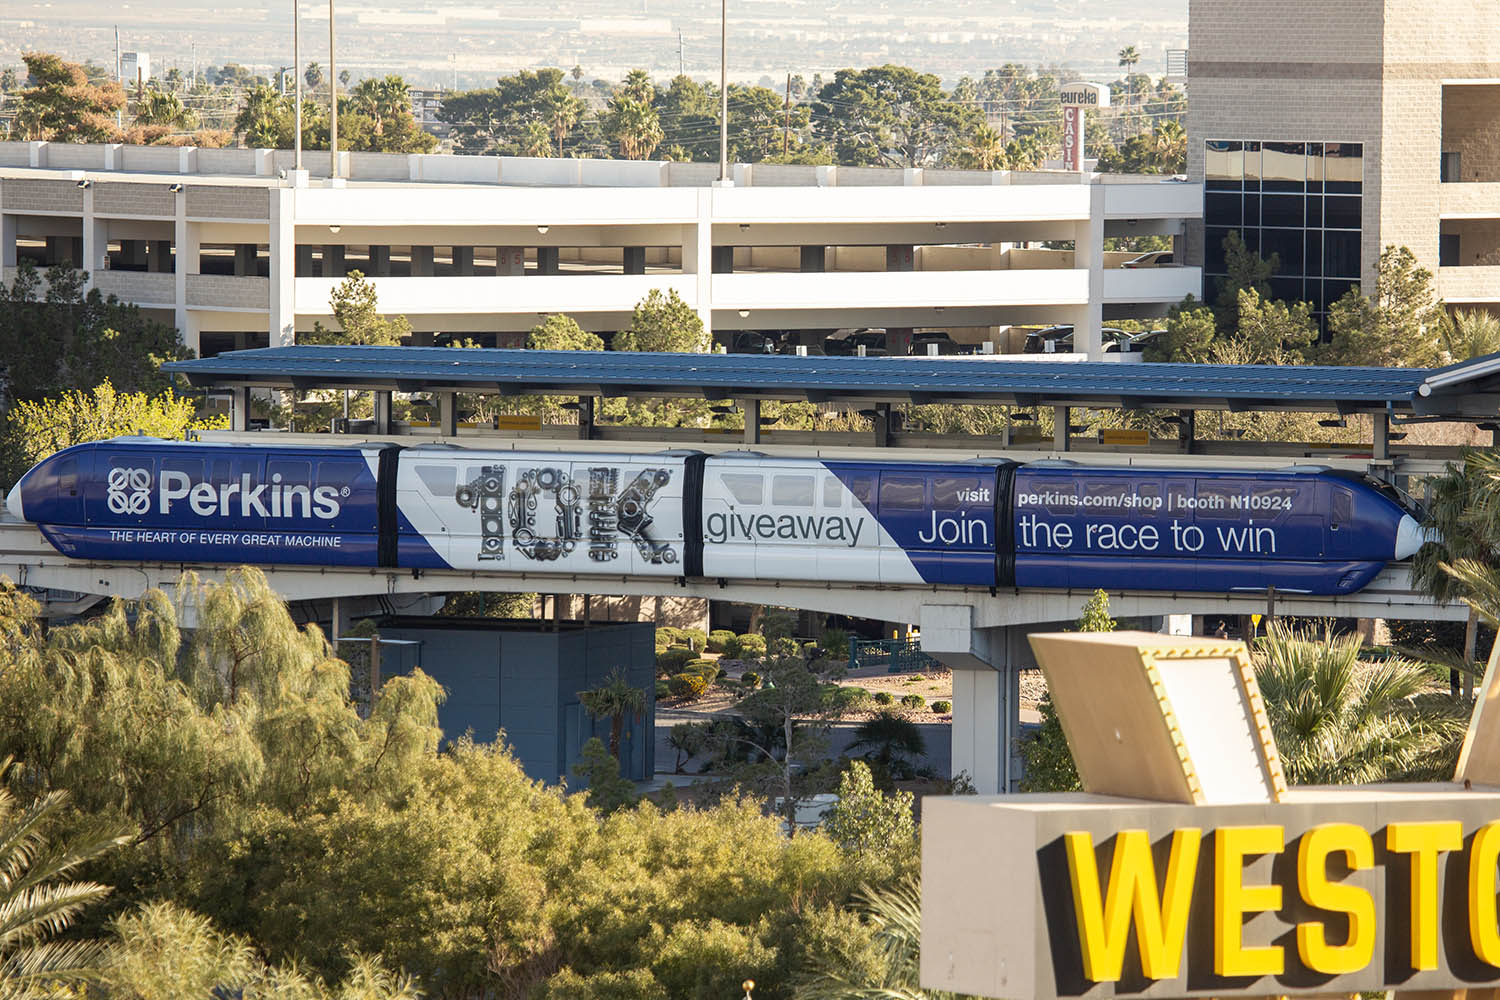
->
[1332,488,1352,527]
[772,475,815,507]
[1136,482,1163,516]
[1082,479,1130,513]
[417,464,457,496]
[319,462,364,493]
[847,475,875,506]
[55,458,78,497]
[879,476,925,511]
[721,473,763,506]
[1195,483,1242,519]
[933,477,980,508]
[822,477,843,509]
[1042,481,1078,516]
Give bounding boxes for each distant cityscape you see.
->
[0,0,1187,90]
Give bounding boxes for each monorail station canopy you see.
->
[166,345,1500,423]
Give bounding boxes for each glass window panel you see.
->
[721,473,763,505]
[1244,192,1260,224]
[848,475,874,506]
[417,464,456,495]
[933,477,981,508]
[1306,142,1324,192]
[1324,231,1361,279]
[1323,278,1359,305]
[1261,141,1306,191]
[1205,140,1242,189]
[1305,196,1322,228]
[1262,194,1304,228]
[1205,228,1235,274]
[1325,195,1361,229]
[879,476,925,511]
[822,477,843,509]
[1270,276,1305,303]
[1325,143,1363,193]
[772,475,814,507]
[1205,192,1243,227]
[1261,229,1305,276]
[1195,483,1242,520]
[1242,141,1262,189]
[1305,231,1323,276]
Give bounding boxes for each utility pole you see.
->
[328,0,337,178]
[114,27,122,129]
[718,0,728,182]
[293,0,302,170]
[782,72,791,156]
[678,31,684,77]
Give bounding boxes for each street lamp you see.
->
[718,0,728,183]
[329,0,338,178]
[293,0,302,171]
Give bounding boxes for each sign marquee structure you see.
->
[1059,83,1110,172]
[920,631,1500,1000]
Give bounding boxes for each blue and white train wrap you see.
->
[6,438,1430,596]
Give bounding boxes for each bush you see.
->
[829,685,872,714]
[931,700,952,714]
[899,693,925,710]
[741,670,760,689]
[726,633,767,661]
[873,690,894,706]
[657,626,708,652]
[685,658,718,681]
[668,672,709,700]
[655,680,671,699]
[656,646,695,676]
[819,627,851,660]
[708,629,736,653]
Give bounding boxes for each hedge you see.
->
[669,672,709,700]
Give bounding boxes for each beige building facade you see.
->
[1187,0,1500,318]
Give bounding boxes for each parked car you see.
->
[911,331,963,355]
[716,331,779,355]
[1021,325,1130,354]
[823,329,889,356]
[1122,250,1174,268]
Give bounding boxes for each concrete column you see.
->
[577,396,595,440]
[373,391,393,435]
[149,239,173,273]
[686,191,714,334]
[799,245,826,272]
[1373,410,1390,462]
[1072,184,1106,358]
[329,596,355,644]
[322,244,346,278]
[367,245,391,276]
[233,244,256,277]
[173,187,194,348]
[295,244,315,276]
[623,246,646,275]
[494,246,524,276]
[410,245,434,276]
[950,667,1022,794]
[1053,405,1070,452]
[229,386,251,431]
[269,189,296,348]
[711,245,734,273]
[535,246,559,275]
[45,236,73,266]
[0,213,16,268]
[438,391,458,436]
[1159,614,1192,636]
[452,246,474,276]
[885,244,915,271]
[82,189,105,284]
[177,311,202,359]
[741,398,761,445]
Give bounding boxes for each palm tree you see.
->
[135,88,196,130]
[955,123,1006,170]
[1149,119,1187,173]
[579,668,647,759]
[304,61,323,91]
[0,758,132,995]
[1413,448,1500,619]
[621,68,654,103]
[847,712,927,780]
[1118,45,1141,74]
[1254,623,1466,785]
[544,86,584,157]
[602,94,664,160]
[1442,309,1500,362]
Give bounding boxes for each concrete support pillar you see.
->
[410,245,434,276]
[577,396,595,440]
[233,244,256,277]
[1053,405,1070,452]
[269,189,295,348]
[438,391,458,437]
[0,214,17,268]
[1373,410,1390,462]
[950,667,1022,794]
[1159,614,1192,636]
[711,245,734,273]
[83,196,106,284]
[295,244,316,277]
[452,246,474,276]
[494,246,524,276]
[535,246,559,275]
[367,244,391,277]
[1181,409,1196,454]
[330,596,355,643]
[741,398,761,445]
[229,386,251,431]
[322,244,346,278]
[173,187,195,350]
[149,239,173,273]
[623,246,646,275]
[885,244,915,271]
[1071,184,1106,358]
[685,190,715,335]
[46,236,73,266]
[373,391,393,435]
[799,245,826,272]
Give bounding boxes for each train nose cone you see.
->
[5,482,22,522]
[1394,514,1430,560]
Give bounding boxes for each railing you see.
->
[849,638,937,674]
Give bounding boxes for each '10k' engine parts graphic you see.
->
[455,465,676,564]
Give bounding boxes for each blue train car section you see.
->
[6,439,1428,597]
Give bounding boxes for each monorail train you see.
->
[5,438,1430,596]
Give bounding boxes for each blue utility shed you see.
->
[373,616,656,784]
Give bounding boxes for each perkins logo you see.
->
[110,467,345,520]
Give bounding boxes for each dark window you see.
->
[1261,229,1304,275]
[1305,197,1322,229]
[1305,231,1323,275]
[1324,231,1361,279]
[1205,228,1235,274]
[1206,193,1244,226]
[879,476,925,511]
[1332,488,1352,528]
[1270,277,1304,303]
[1325,196,1361,230]
[772,475,815,507]
[1441,151,1462,183]
[1195,483,1242,519]
[933,477,981,508]
[1323,278,1358,306]
[1205,140,1242,190]
[1441,232,1461,267]
[1243,193,1260,225]
[848,475,875,506]
[1262,195,1303,228]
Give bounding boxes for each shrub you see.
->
[829,685,872,714]
[726,633,767,660]
[655,680,671,699]
[685,657,717,679]
[656,646,695,675]
[818,627,851,660]
[708,629,736,653]
[657,626,708,652]
[899,693,925,710]
[873,690,894,706]
[741,670,760,689]
[716,668,729,681]
[668,672,709,700]
[931,700,952,714]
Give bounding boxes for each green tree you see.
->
[1118,45,1141,73]
[1442,309,1500,362]
[134,87,195,130]
[1,381,226,485]
[0,760,131,996]
[1213,230,1277,332]
[1232,287,1316,363]
[952,122,1007,170]
[1075,588,1116,632]
[614,289,709,353]
[1322,245,1450,368]
[440,68,587,156]
[1413,448,1500,619]
[579,668,647,759]
[1255,622,1465,784]
[12,52,125,142]
[810,65,981,167]
[571,737,638,815]
[303,270,411,345]
[846,713,927,782]
[345,75,436,153]
[1143,296,1217,363]
[304,62,323,90]
[820,761,916,882]
[601,91,664,160]
[0,260,190,407]
[529,313,604,351]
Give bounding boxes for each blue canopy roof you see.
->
[164,346,1500,418]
